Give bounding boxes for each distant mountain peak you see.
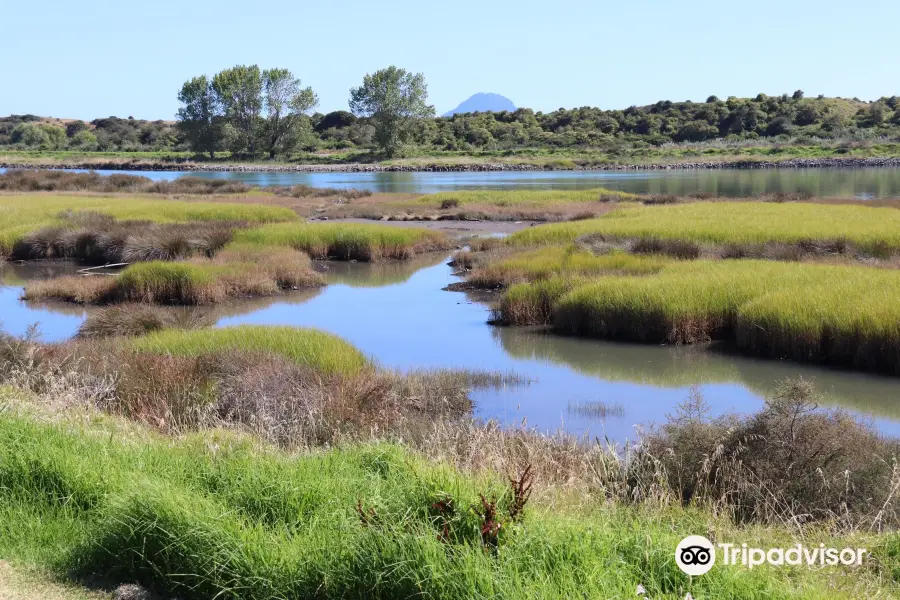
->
[443,93,516,116]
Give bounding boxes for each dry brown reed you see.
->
[12,215,239,264]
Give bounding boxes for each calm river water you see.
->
[8,167,900,197]
[4,257,900,443]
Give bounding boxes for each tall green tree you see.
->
[262,68,318,158]
[212,65,263,156]
[349,66,434,157]
[176,75,221,159]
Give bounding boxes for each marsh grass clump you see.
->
[0,195,297,259]
[546,259,900,373]
[232,222,451,261]
[506,202,900,259]
[552,260,814,344]
[22,274,117,304]
[418,188,638,207]
[115,262,222,304]
[77,305,214,338]
[735,283,900,373]
[212,243,321,289]
[469,245,667,288]
[13,219,240,264]
[273,184,372,200]
[495,277,588,325]
[23,248,323,306]
[131,326,369,377]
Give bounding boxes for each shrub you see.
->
[646,380,899,525]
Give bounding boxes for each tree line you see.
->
[176,64,432,158]
[3,68,899,157]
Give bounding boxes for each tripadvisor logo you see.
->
[675,535,868,575]
[675,535,715,576]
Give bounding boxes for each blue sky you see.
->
[2,0,898,120]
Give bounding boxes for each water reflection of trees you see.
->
[495,327,900,420]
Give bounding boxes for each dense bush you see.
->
[4,92,900,155]
[0,114,183,152]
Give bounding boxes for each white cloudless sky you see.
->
[1,0,898,120]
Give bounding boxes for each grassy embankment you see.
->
[456,202,900,374]
[1,382,900,599]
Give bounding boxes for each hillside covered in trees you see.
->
[3,91,900,158]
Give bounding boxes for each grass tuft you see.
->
[131,326,369,376]
[469,245,667,288]
[231,222,451,261]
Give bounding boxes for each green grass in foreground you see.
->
[131,325,368,376]
[0,406,895,599]
[0,195,298,256]
[418,187,637,206]
[506,202,900,255]
[231,221,451,261]
[547,259,900,373]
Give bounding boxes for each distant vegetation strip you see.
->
[4,89,900,161]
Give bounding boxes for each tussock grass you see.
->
[77,305,213,339]
[469,245,667,288]
[548,259,900,373]
[418,187,638,207]
[132,326,369,376]
[114,262,221,304]
[232,222,451,261]
[21,275,116,304]
[496,277,589,325]
[507,202,900,258]
[212,243,322,289]
[13,218,237,264]
[0,195,298,258]
[23,248,323,305]
[734,282,900,373]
